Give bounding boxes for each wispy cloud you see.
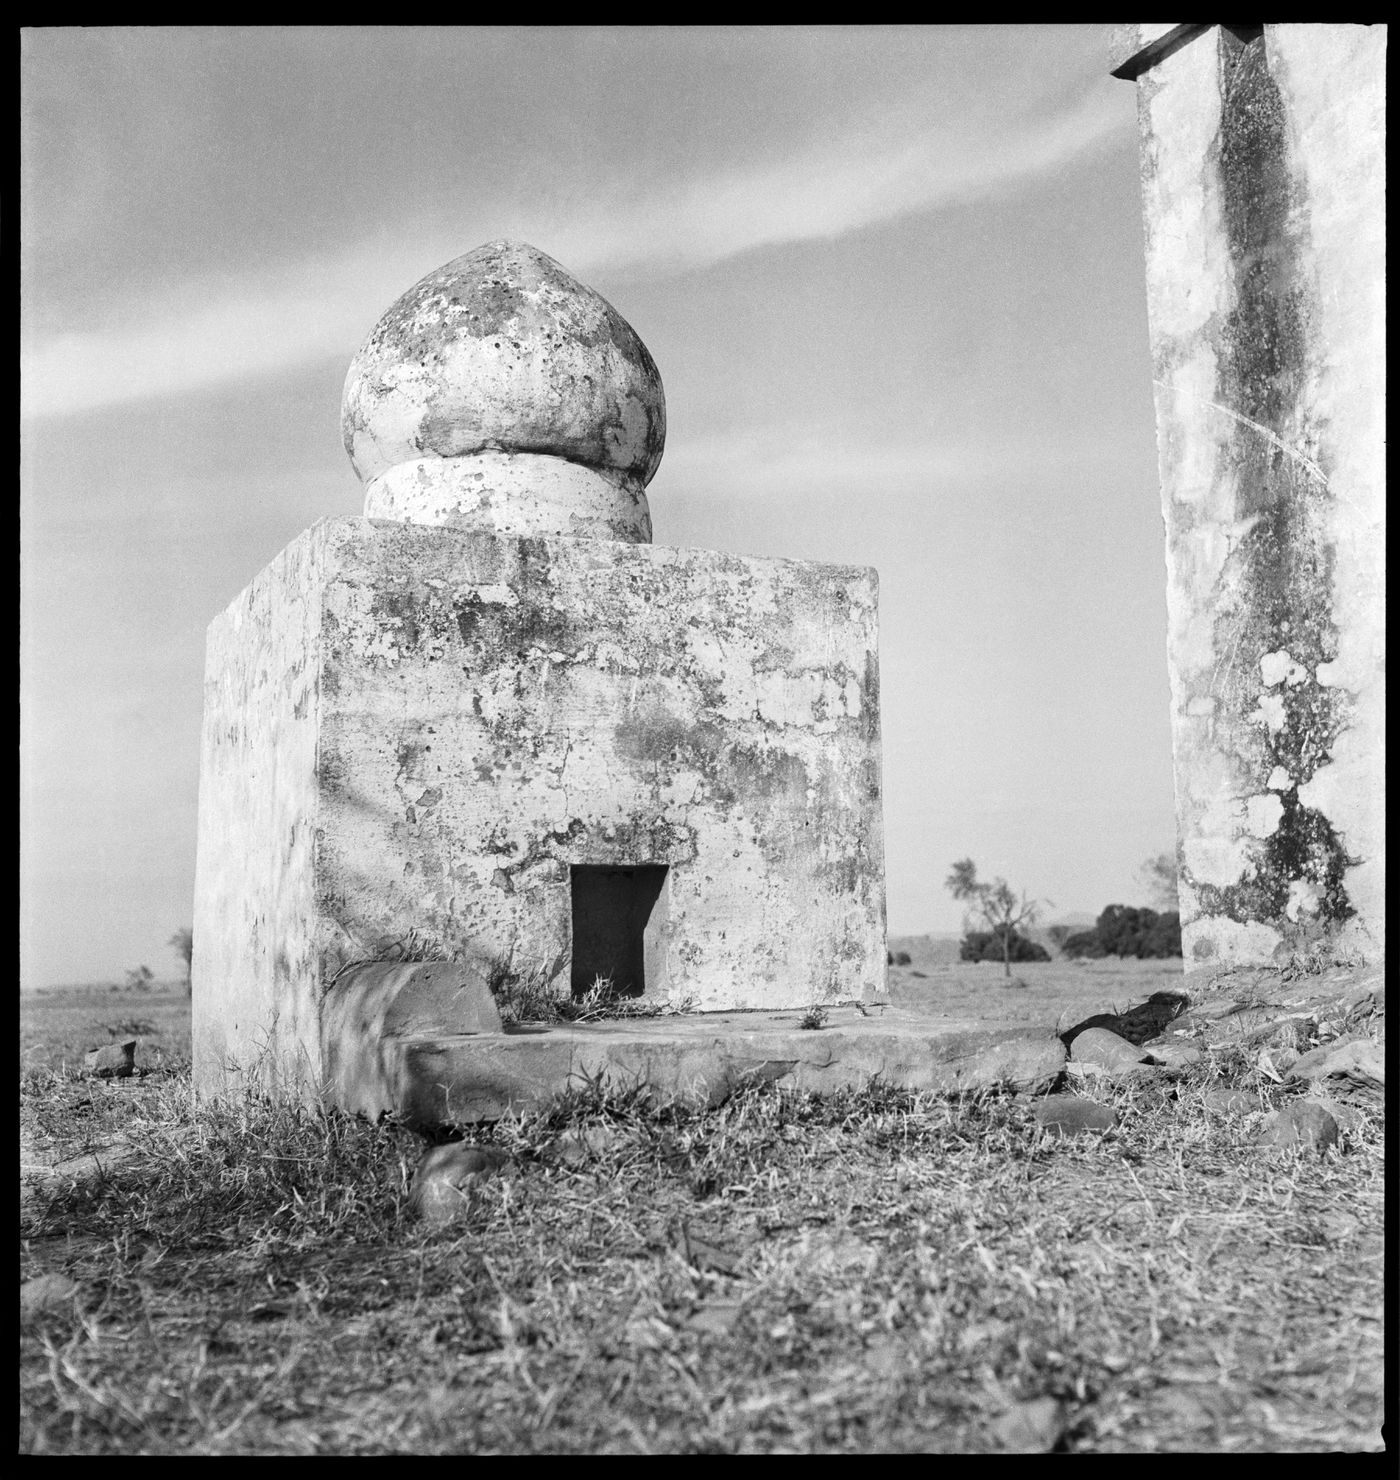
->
[22,83,1125,421]
[656,415,1128,504]
[657,427,1004,501]
[558,82,1124,278]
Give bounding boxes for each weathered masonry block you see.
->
[1112,24,1385,968]
[193,241,885,1100]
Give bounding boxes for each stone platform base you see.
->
[327,1005,1068,1128]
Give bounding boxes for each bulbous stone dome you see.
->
[342,241,665,542]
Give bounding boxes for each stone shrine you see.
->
[193,241,885,1101]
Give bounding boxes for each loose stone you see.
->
[1142,1039,1205,1070]
[85,1040,136,1079]
[1068,1026,1152,1074]
[1287,1038,1384,1091]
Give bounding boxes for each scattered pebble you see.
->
[991,1395,1065,1452]
[1034,1095,1117,1137]
[684,1299,744,1336]
[1256,1099,1340,1153]
[546,1123,623,1167]
[21,1273,79,1323]
[1201,1087,1265,1115]
[1318,1209,1361,1244]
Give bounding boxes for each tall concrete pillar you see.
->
[1112,24,1385,969]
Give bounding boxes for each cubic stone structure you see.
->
[193,241,885,1099]
[1112,25,1385,968]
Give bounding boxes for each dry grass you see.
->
[488,965,693,1025]
[19,985,1384,1454]
[884,951,1190,1030]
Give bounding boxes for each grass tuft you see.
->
[488,963,694,1025]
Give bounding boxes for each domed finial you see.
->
[342,241,665,543]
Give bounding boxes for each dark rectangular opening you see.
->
[570,865,669,1000]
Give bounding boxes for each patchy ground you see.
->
[883,941,1189,1031]
[20,963,1384,1454]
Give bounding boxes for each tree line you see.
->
[945,853,1182,973]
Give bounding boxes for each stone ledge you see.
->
[334,1006,1068,1127]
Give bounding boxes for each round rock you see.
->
[410,1142,511,1229]
[342,240,666,516]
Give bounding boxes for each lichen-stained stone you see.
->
[1122,25,1385,968]
[342,240,664,542]
[194,517,884,1100]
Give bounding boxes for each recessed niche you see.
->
[570,864,669,999]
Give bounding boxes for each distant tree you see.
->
[124,964,155,992]
[1137,852,1180,912]
[945,858,1046,978]
[168,927,194,994]
[1045,924,1073,951]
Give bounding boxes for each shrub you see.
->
[959,928,1050,964]
[1062,907,1183,959]
[1096,904,1183,959]
[1139,910,1184,958]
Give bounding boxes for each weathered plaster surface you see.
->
[192,533,325,1097]
[316,518,884,1009]
[362,450,653,544]
[1133,24,1386,967]
[195,517,884,1095]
